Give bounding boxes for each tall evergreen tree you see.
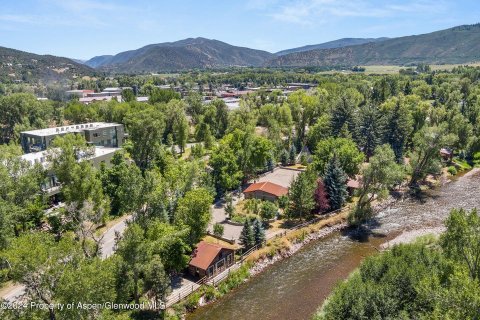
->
[384,99,412,163]
[323,155,348,210]
[287,171,316,220]
[239,219,254,250]
[280,149,289,166]
[357,105,383,162]
[331,89,362,136]
[289,144,297,165]
[253,219,266,247]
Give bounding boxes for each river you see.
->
[188,170,480,320]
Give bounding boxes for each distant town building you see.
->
[79,96,121,104]
[20,122,126,153]
[136,96,149,102]
[65,89,95,98]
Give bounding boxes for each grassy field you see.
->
[317,62,480,75]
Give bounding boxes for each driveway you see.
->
[101,215,133,259]
[209,193,243,243]
[255,168,301,188]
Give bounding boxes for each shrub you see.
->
[260,201,278,221]
[184,291,202,312]
[277,195,289,209]
[203,285,220,302]
[230,214,247,224]
[217,264,251,295]
[447,166,457,175]
[244,199,261,215]
[190,144,205,158]
[213,223,224,237]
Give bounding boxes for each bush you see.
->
[243,199,261,215]
[217,264,251,295]
[213,223,224,237]
[184,291,202,312]
[230,214,247,224]
[202,285,220,302]
[278,195,289,209]
[190,144,205,158]
[260,201,278,221]
[473,152,480,166]
[447,166,457,175]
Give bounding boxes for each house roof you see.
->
[440,148,452,156]
[243,181,288,197]
[189,241,232,270]
[347,177,361,189]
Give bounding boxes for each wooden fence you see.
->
[165,276,206,308]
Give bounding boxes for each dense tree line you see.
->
[1,66,480,318]
[317,208,480,320]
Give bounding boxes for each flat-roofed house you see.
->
[243,181,288,202]
[20,122,126,153]
[20,146,121,197]
[188,241,235,279]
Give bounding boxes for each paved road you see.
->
[101,215,133,259]
[1,215,133,302]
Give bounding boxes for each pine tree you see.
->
[357,105,383,162]
[323,155,348,210]
[253,219,266,247]
[225,196,235,219]
[266,154,275,171]
[289,144,297,165]
[404,80,412,95]
[239,219,254,250]
[287,171,316,220]
[384,99,412,163]
[204,126,214,150]
[314,178,330,213]
[280,149,289,166]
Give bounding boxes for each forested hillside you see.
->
[85,38,274,73]
[0,46,94,82]
[275,37,388,56]
[268,24,480,67]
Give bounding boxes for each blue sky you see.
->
[0,0,479,59]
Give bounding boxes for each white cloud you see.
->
[0,13,84,27]
[46,0,125,13]
[261,0,448,26]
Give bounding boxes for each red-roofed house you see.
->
[347,176,362,195]
[243,181,288,202]
[188,241,235,279]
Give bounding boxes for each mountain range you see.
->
[267,24,480,67]
[1,23,480,78]
[84,38,274,73]
[275,37,389,56]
